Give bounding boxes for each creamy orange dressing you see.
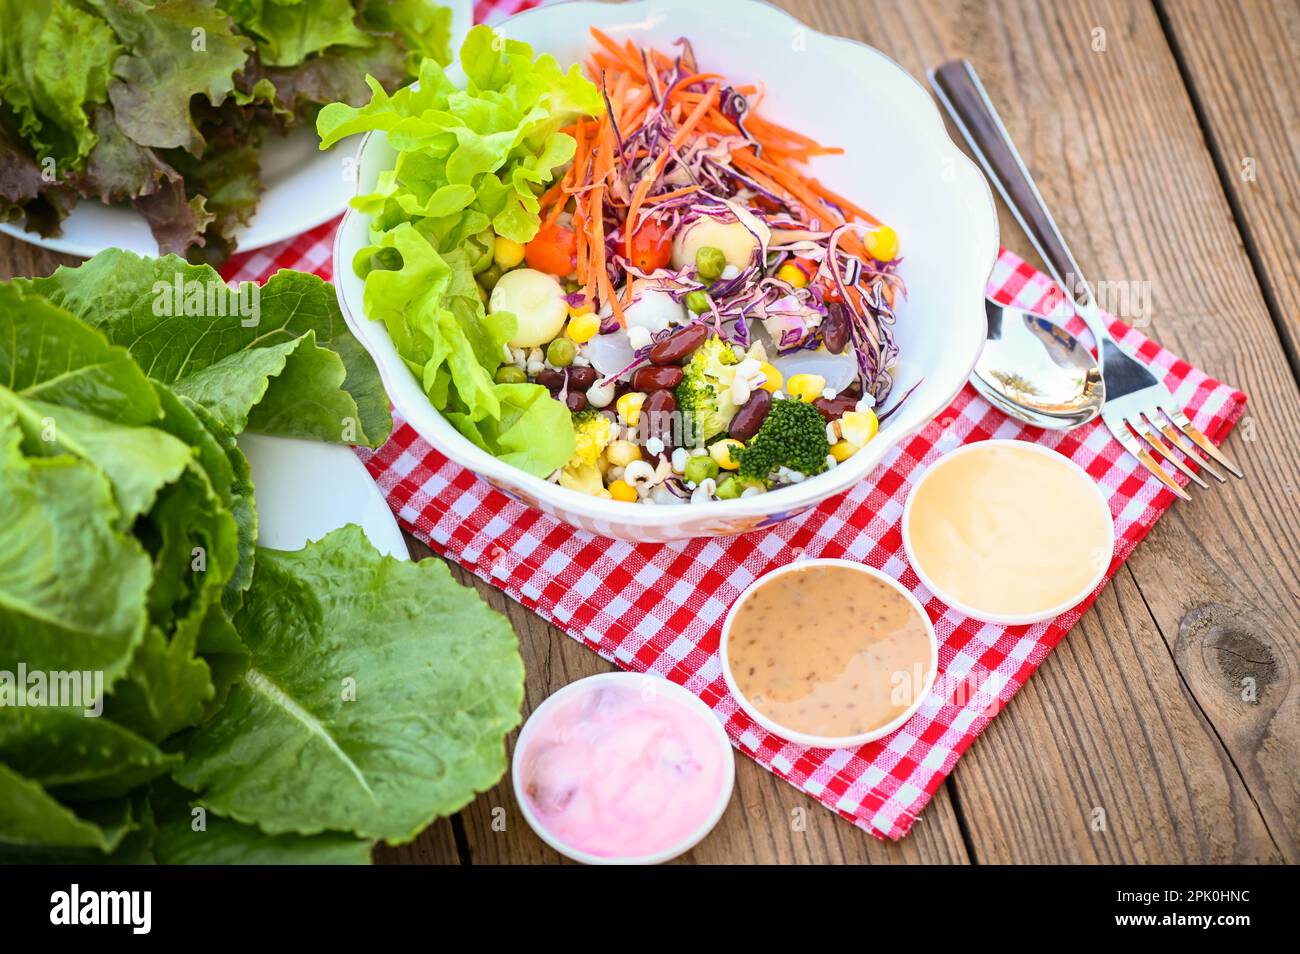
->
[728,566,933,738]
[906,442,1113,618]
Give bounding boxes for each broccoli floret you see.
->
[732,398,830,482]
[674,335,741,445]
[568,409,612,469]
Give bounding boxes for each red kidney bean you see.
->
[564,391,587,412]
[642,389,677,444]
[534,368,565,391]
[566,366,598,391]
[822,301,850,354]
[728,389,772,441]
[812,394,858,423]
[649,324,709,365]
[632,365,683,392]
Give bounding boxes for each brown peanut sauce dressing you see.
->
[728,565,932,738]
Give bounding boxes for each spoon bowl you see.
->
[972,299,1104,429]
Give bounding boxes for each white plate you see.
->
[237,433,407,559]
[0,0,473,259]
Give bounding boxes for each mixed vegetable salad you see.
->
[322,26,906,505]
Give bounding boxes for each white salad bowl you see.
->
[334,0,998,542]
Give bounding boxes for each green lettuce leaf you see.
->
[0,411,151,686]
[175,525,524,842]
[151,780,370,864]
[0,283,161,426]
[151,386,258,607]
[447,382,576,479]
[89,0,252,155]
[359,222,510,422]
[317,26,596,477]
[225,0,370,67]
[2,394,192,525]
[0,0,120,167]
[0,707,178,802]
[360,0,453,69]
[0,765,136,853]
[20,251,392,447]
[103,626,216,744]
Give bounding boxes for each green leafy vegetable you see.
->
[0,411,151,685]
[21,249,392,447]
[0,0,454,261]
[177,525,524,841]
[318,26,598,479]
[1,252,523,864]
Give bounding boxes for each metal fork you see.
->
[930,60,1243,499]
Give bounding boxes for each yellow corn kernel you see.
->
[776,262,809,288]
[710,438,744,470]
[757,362,782,393]
[608,478,638,502]
[493,236,526,269]
[863,225,898,263]
[785,373,826,403]
[839,408,879,448]
[605,439,641,467]
[829,440,858,462]
[615,391,646,428]
[566,310,601,343]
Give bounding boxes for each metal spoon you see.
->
[970,298,1105,429]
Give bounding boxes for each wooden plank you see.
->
[1159,0,1300,370]
[0,235,80,280]
[949,566,1279,862]
[787,0,1299,862]
[372,814,462,865]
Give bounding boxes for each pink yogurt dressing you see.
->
[518,681,729,858]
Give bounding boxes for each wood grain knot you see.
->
[1179,603,1281,698]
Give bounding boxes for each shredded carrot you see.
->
[642,185,699,205]
[569,28,887,322]
[590,28,646,78]
[669,72,724,92]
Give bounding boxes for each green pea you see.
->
[695,245,726,281]
[546,337,577,368]
[684,455,719,484]
[494,365,527,384]
[715,475,742,499]
[685,290,712,314]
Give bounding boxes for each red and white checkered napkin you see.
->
[224,218,1246,839]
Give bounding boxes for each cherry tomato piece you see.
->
[525,223,578,276]
[621,217,673,272]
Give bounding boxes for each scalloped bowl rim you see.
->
[334,0,998,534]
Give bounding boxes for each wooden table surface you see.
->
[2,0,1296,865]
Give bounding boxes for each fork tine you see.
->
[1134,414,1209,489]
[1111,417,1192,501]
[1155,416,1226,483]
[1164,407,1244,478]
